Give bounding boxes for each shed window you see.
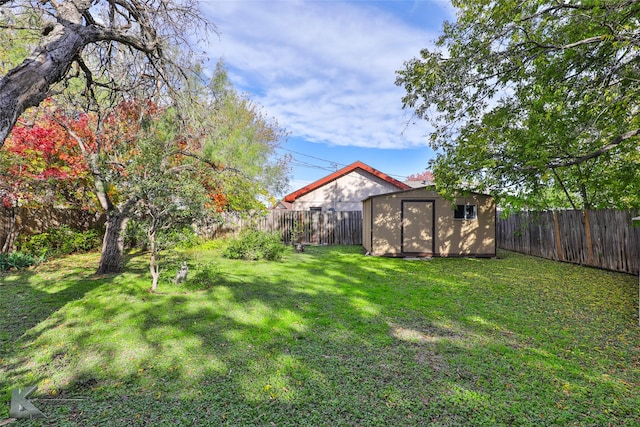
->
[454,204,477,220]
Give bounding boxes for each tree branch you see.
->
[50,115,115,212]
[548,128,640,169]
[0,0,214,149]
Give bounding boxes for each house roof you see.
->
[283,161,410,203]
[270,201,293,210]
[404,180,435,188]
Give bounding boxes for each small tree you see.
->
[141,190,205,292]
[130,122,209,291]
[53,99,155,274]
[406,171,434,184]
[0,112,92,252]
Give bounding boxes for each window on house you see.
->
[454,204,477,220]
[309,207,322,212]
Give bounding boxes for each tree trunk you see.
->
[148,230,160,291]
[96,212,129,274]
[1,207,18,254]
[0,22,88,148]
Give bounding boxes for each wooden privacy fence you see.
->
[498,209,640,275]
[1,207,105,251]
[2,208,362,250]
[202,210,363,246]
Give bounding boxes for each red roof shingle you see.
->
[283,161,410,203]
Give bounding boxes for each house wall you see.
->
[292,169,403,211]
[367,188,496,257]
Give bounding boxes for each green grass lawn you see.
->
[1,245,639,426]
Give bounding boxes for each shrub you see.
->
[123,220,148,250]
[193,239,226,252]
[62,227,101,253]
[185,265,221,290]
[169,227,202,250]
[0,251,41,271]
[18,226,102,257]
[124,222,202,251]
[222,229,287,261]
[18,233,51,256]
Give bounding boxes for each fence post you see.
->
[632,215,640,325]
[584,210,594,266]
[553,210,564,261]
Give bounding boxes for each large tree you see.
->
[396,0,640,209]
[0,0,212,148]
[53,63,288,274]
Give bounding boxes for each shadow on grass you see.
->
[1,247,639,425]
[0,254,120,410]
[0,246,405,424]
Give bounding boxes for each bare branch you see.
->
[0,0,215,149]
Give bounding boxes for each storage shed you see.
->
[362,188,496,257]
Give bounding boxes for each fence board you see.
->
[1,208,364,251]
[498,209,640,275]
[1,207,105,251]
[201,210,363,246]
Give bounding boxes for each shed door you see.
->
[401,200,434,255]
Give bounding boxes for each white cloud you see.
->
[201,0,445,149]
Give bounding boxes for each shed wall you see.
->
[362,198,372,252]
[367,189,495,257]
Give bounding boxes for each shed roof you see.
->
[283,161,410,203]
[361,187,493,202]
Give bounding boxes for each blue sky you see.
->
[200,0,455,194]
